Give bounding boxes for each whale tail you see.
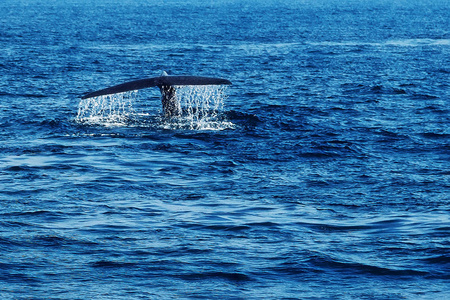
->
[81,72,232,117]
[159,72,180,117]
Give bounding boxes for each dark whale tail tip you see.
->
[81,72,231,100]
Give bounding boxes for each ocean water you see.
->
[1,0,449,299]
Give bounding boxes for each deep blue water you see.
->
[1,0,449,299]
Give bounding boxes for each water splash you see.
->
[76,91,137,126]
[76,85,233,130]
[162,85,233,130]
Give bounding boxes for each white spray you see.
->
[76,85,232,130]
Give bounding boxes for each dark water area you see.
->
[1,0,449,299]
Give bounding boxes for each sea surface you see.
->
[1,0,449,299]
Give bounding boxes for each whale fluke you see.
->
[81,75,232,99]
[81,73,231,117]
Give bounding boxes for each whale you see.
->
[82,72,232,117]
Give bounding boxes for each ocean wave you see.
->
[178,271,251,282]
[307,39,450,49]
